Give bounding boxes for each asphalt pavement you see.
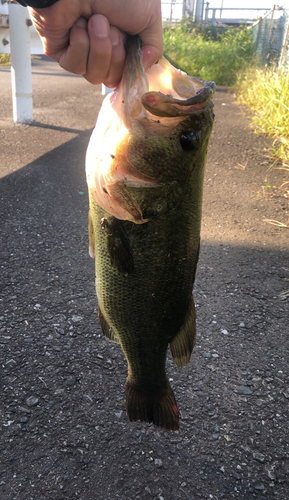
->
[1,56,289,500]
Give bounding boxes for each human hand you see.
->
[29,0,163,87]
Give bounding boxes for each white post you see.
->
[8,4,33,123]
[102,84,114,96]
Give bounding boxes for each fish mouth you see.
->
[142,79,215,118]
[112,36,216,128]
[142,58,216,118]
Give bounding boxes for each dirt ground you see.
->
[0,57,289,500]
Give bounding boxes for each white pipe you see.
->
[8,4,33,124]
[102,84,114,96]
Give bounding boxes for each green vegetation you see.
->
[163,20,288,184]
[0,54,11,65]
[236,66,289,168]
[163,21,254,86]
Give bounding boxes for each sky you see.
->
[207,1,278,8]
[161,1,287,21]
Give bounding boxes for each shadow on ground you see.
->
[1,134,288,500]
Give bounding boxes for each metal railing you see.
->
[204,7,272,25]
[162,0,187,24]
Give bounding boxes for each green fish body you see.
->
[86,36,215,430]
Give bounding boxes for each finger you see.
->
[139,14,163,69]
[103,27,126,88]
[83,14,112,85]
[57,17,90,75]
[142,44,163,70]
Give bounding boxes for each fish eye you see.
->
[180,131,200,151]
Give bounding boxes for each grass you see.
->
[236,65,289,169]
[236,65,289,226]
[163,21,254,86]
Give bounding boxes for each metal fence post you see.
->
[279,18,289,67]
[8,3,33,123]
[264,5,276,64]
[254,18,262,54]
[182,0,187,19]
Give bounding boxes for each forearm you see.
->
[17,0,59,7]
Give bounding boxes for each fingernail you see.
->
[75,17,87,29]
[110,27,120,47]
[92,15,109,38]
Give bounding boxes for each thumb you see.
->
[139,21,163,69]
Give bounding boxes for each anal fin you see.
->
[170,297,196,367]
[98,305,119,343]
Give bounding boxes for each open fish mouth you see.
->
[111,36,216,127]
[142,59,216,118]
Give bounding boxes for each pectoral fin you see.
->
[88,209,95,258]
[170,298,196,367]
[101,216,134,276]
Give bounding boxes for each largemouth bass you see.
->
[86,36,215,431]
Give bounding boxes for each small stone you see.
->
[238,385,252,395]
[115,411,122,418]
[154,459,162,467]
[54,389,64,395]
[181,482,186,487]
[265,464,276,480]
[145,486,151,494]
[26,396,39,407]
[6,359,17,366]
[283,390,289,399]
[65,376,76,386]
[3,420,14,427]
[221,329,229,335]
[240,322,245,327]
[253,483,265,491]
[207,365,216,372]
[18,406,31,413]
[72,315,83,322]
[253,452,265,463]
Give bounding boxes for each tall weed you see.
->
[236,66,289,166]
[163,22,254,86]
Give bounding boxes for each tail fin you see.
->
[126,379,179,431]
